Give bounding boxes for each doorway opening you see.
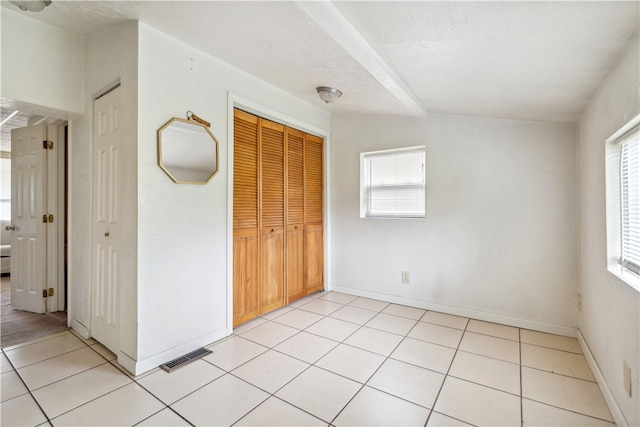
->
[0,110,69,348]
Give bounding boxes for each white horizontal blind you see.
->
[363,147,425,218]
[620,125,640,275]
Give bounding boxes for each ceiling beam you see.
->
[295,1,427,117]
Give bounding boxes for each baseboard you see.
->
[330,284,578,337]
[70,319,90,339]
[125,327,230,376]
[578,331,628,427]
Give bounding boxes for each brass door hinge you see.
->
[42,289,47,298]
[42,140,53,150]
[42,288,54,297]
[42,214,54,223]
[48,288,54,297]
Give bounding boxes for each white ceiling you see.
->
[1,0,639,125]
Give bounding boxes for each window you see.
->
[606,116,640,290]
[360,146,425,218]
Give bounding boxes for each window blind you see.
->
[363,147,425,218]
[620,125,640,275]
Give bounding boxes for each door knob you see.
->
[5,225,15,231]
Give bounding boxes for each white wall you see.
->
[0,9,84,115]
[135,24,329,368]
[577,34,640,427]
[68,22,139,360]
[331,114,577,332]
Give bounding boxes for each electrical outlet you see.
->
[402,271,410,284]
[623,361,632,397]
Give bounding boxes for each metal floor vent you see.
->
[160,347,212,373]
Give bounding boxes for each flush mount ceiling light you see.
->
[10,0,51,12]
[316,86,342,103]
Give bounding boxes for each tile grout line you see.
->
[423,316,470,427]
[519,328,524,427]
[1,347,53,426]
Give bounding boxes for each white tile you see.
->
[18,347,105,390]
[521,330,582,353]
[274,331,338,363]
[367,358,444,408]
[305,316,360,342]
[421,311,469,330]
[329,305,377,325]
[235,397,326,426]
[138,359,224,404]
[5,333,85,368]
[391,338,455,374]
[348,297,389,312]
[458,332,520,364]
[240,321,299,348]
[288,295,321,308]
[365,312,417,336]
[434,377,521,426]
[233,317,268,335]
[171,374,269,426]
[275,366,361,423]
[1,393,47,427]
[299,299,344,315]
[232,350,309,393]
[2,331,70,351]
[334,386,430,426]
[261,306,294,320]
[408,322,464,349]
[51,383,163,426]
[319,292,358,304]
[522,398,615,426]
[521,343,594,381]
[136,408,191,426]
[272,309,324,330]
[449,351,520,395]
[316,344,385,383]
[69,330,97,345]
[466,319,519,341]
[90,343,116,361]
[33,363,131,418]
[382,304,426,320]
[427,412,473,426]
[521,366,613,421]
[344,327,403,356]
[205,335,268,371]
[1,353,13,374]
[1,371,28,402]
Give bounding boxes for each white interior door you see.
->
[10,123,48,313]
[91,86,123,353]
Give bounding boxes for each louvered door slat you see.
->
[261,122,284,227]
[305,135,323,224]
[233,111,258,229]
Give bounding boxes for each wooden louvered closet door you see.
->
[286,128,305,303]
[233,109,323,326]
[233,110,260,326]
[260,119,286,314]
[305,134,324,295]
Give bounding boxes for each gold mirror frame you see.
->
[157,117,220,184]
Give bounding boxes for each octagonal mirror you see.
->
[158,117,220,184]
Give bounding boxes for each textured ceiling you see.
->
[1,0,639,123]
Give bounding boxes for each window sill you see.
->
[607,264,640,292]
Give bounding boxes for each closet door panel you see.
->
[286,128,305,303]
[260,120,285,312]
[305,224,324,295]
[233,230,259,326]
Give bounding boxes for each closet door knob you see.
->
[5,225,15,231]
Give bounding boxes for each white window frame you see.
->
[605,115,640,291]
[360,145,426,219]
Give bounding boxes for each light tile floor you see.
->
[1,291,615,426]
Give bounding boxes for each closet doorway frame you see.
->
[226,93,331,334]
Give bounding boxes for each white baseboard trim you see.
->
[331,284,578,337]
[120,327,230,376]
[70,320,90,339]
[578,331,627,427]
